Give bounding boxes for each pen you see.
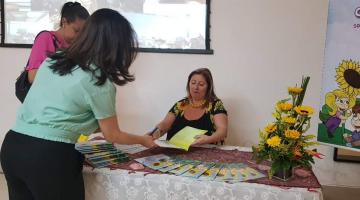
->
[149,127,158,136]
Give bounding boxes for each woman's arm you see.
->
[27,32,57,83]
[98,116,156,148]
[28,69,38,83]
[193,113,228,145]
[151,112,176,139]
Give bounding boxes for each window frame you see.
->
[0,0,213,54]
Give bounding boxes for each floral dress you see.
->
[166,98,227,140]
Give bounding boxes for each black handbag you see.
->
[15,70,31,103]
[15,31,58,103]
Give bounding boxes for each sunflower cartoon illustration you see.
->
[335,60,360,96]
[319,60,360,143]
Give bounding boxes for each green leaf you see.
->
[303,135,316,141]
[295,76,310,106]
[278,98,291,103]
[302,142,319,147]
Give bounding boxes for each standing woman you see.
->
[23,2,89,93]
[1,8,155,200]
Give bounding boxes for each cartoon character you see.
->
[344,105,360,147]
[319,89,356,138]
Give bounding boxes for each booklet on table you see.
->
[154,126,207,151]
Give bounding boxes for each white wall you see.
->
[1,0,359,187]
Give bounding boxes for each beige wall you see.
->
[1,0,359,187]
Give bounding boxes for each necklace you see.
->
[189,99,206,108]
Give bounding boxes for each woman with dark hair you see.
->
[26,1,90,84]
[151,68,228,145]
[1,8,155,200]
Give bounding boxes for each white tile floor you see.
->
[0,173,9,200]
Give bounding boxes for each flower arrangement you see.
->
[252,76,323,179]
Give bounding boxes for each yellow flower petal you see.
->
[294,105,314,116]
[266,136,281,147]
[336,60,360,96]
[264,124,277,133]
[278,102,293,111]
[285,129,301,139]
[288,87,303,94]
[282,116,297,124]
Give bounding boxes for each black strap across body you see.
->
[15,31,58,103]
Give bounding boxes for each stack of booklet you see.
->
[115,144,148,154]
[135,154,265,182]
[154,126,208,151]
[75,141,129,168]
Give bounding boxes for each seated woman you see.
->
[152,68,228,145]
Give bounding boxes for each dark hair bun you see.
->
[64,1,81,8]
[60,1,89,26]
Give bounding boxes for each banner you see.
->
[318,0,360,151]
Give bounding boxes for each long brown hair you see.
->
[186,68,218,106]
[49,8,138,86]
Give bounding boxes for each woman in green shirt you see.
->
[1,8,155,200]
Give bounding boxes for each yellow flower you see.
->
[277,102,293,111]
[282,116,297,124]
[294,105,314,116]
[335,60,360,96]
[264,124,277,133]
[288,87,303,94]
[285,129,301,139]
[266,136,281,147]
[253,76,320,172]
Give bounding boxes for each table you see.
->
[83,145,323,200]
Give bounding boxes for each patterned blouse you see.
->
[166,98,227,140]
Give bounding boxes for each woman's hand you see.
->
[99,116,158,147]
[145,128,162,140]
[151,129,162,140]
[142,135,157,148]
[192,135,211,145]
[147,113,176,139]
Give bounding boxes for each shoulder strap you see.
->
[49,32,59,49]
[25,31,58,69]
[38,30,58,49]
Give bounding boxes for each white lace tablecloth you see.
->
[83,145,323,200]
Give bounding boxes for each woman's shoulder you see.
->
[71,67,115,95]
[32,31,57,47]
[169,97,186,105]
[169,97,188,113]
[213,98,223,103]
[34,31,54,41]
[209,98,227,114]
[177,97,188,103]
[211,98,225,105]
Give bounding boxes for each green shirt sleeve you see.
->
[85,85,116,119]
